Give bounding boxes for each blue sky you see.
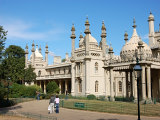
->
[0,0,160,64]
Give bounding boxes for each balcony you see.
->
[36,74,71,80]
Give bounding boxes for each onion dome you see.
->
[120,19,152,60]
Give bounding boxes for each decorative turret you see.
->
[70,24,76,62]
[79,32,84,48]
[124,31,128,43]
[25,44,28,68]
[31,41,35,67]
[108,45,114,64]
[84,16,91,34]
[101,21,107,58]
[39,45,42,53]
[138,39,144,61]
[45,44,49,66]
[148,11,155,48]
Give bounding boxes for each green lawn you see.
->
[60,99,160,117]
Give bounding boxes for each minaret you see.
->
[70,24,76,60]
[124,31,128,44]
[25,44,28,68]
[101,21,107,58]
[45,44,49,66]
[148,11,155,48]
[70,24,76,96]
[84,16,90,57]
[31,41,35,67]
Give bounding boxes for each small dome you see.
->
[109,46,113,51]
[148,12,154,21]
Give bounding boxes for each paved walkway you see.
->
[1,100,160,120]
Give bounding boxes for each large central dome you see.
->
[120,21,152,60]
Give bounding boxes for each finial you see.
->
[79,32,83,38]
[71,23,75,31]
[46,43,48,48]
[150,10,152,15]
[85,15,90,25]
[132,17,137,28]
[32,40,35,46]
[101,20,106,30]
[25,44,28,49]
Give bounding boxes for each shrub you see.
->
[9,83,42,98]
[87,94,96,100]
[0,84,7,100]
[98,96,105,101]
[115,96,134,102]
[46,81,60,94]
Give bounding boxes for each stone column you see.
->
[147,66,151,99]
[115,78,118,97]
[130,72,133,97]
[85,59,90,95]
[110,68,114,101]
[59,81,62,94]
[132,71,135,97]
[44,81,46,94]
[123,76,126,97]
[71,62,75,96]
[142,66,146,100]
[65,80,68,95]
[126,72,128,97]
[134,77,137,100]
[40,81,42,89]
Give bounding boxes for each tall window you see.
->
[119,81,122,92]
[95,62,98,73]
[78,80,82,92]
[95,81,98,92]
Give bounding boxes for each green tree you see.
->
[0,26,7,62]
[46,81,60,94]
[2,45,25,83]
[24,65,36,84]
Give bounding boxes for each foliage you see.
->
[0,25,7,62]
[87,94,96,100]
[24,65,36,84]
[0,99,15,108]
[0,82,7,100]
[9,83,42,98]
[98,96,106,101]
[62,58,66,62]
[46,81,60,94]
[1,45,25,83]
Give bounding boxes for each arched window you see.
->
[78,80,82,92]
[95,81,98,92]
[119,81,122,92]
[95,62,98,73]
[38,70,41,77]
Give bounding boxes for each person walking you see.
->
[49,95,55,114]
[55,95,60,113]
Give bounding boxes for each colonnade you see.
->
[109,65,152,101]
[36,79,71,94]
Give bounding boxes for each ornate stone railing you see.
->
[36,74,71,80]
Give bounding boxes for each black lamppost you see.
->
[134,58,142,120]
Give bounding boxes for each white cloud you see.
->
[0,17,65,41]
[49,51,56,56]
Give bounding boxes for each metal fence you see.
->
[0,111,57,120]
[60,100,160,117]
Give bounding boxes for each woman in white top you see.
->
[55,95,59,113]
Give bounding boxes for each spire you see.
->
[79,32,83,39]
[31,41,35,52]
[124,31,128,43]
[132,17,137,28]
[132,18,138,37]
[70,24,76,39]
[101,20,106,38]
[84,16,91,34]
[45,44,48,53]
[25,44,28,54]
[39,45,42,53]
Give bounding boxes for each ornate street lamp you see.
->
[133,58,142,120]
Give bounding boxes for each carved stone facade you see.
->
[25,13,160,102]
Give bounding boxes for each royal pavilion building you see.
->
[25,12,160,102]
